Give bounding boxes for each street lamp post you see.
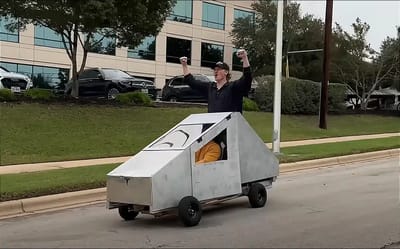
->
[272,0,284,154]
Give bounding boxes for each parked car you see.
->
[65,68,157,100]
[162,74,211,102]
[0,66,33,93]
[161,74,257,103]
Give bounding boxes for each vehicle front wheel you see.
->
[118,205,139,221]
[178,196,202,227]
[107,87,120,100]
[248,183,267,208]
[169,96,178,102]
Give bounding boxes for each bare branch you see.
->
[60,34,72,61]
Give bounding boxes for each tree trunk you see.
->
[70,24,79,98]
[360,93,368,110]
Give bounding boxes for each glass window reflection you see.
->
[202,2,225,30]
[167,0,192,24]
[88,32,116,56]
[0,61,69,90]
[128,36,156,60]
[34,25,66,49]
[201,43,224,68]
[166,37,191,65]
[0,17,19,43]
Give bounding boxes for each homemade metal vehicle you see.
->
[107,112,279,226]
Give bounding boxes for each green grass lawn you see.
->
[0,164,117,201]
[1,103,399,165]
[279,136,399,163]
[1,137,398,202]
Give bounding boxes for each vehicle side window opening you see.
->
[171,77,184,86]
[195,128,227,165]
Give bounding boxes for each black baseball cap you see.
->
[212,61,230,71]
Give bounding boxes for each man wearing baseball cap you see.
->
[179,49,252,114]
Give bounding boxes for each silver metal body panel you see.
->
[150,150,192,212]
[106,112,279,214]
[236,114,280,183]
[189,114,242,201]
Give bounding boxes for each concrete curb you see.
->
[0,149,398,219]
[0,188,106,219]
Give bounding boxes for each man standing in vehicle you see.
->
[179,49,252,114]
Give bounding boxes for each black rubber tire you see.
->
[107,87,120,100]
[169,96,178,102]
[118,205,139,221]
[178,196,202,227]
[248,183,267,208]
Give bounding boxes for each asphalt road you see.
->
[1,158,399,248]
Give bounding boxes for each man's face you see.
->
[214,67,228,82]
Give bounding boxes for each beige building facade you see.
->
[0,0,255,90]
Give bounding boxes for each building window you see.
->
[0,61,69,90]
[0,17,19,43]
[35,25,66,49]
[166,37,191,65]
[202,2,225,30]
[167,0,192,24]
[128,36,156,60]
[0,61,18,72]
[201,43,224,68]
[88,32,116,56]
[32,65,69,89]
[232,48,242,71]
[234,8,255,25]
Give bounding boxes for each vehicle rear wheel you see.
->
[107,87,120,100]
[118,205,139,221]
[169,96,178,102]
[248,183,267,208]
[178,196,202,227]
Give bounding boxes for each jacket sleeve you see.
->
[231,67,253,95]
[183,73,209,97]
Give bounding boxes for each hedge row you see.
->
[0,88,153,106]
[254,75,347,114]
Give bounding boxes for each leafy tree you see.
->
[331,18,398,110]
[378,27,400,90]
[0,0,175,97]
[231,0,325,81]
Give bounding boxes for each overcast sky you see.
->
[298,0,400,51]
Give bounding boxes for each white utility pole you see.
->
[272,0,284,154]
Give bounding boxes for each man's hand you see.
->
[236,49,250,68]
[180,56,190,76]
[180,56,188,66]
[236,49,247,60]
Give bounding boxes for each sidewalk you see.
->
[1,132,398,175]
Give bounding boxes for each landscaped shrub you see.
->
[115,91,152,106]
[23,88,55,101]
[254,75,347,114]
[243,97,260,112]
[0,89,15,101]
